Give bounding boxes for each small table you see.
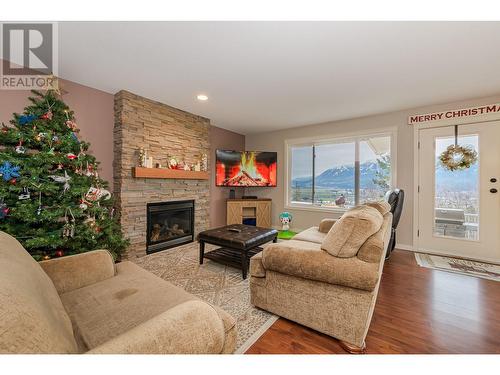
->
[198,224,278,279]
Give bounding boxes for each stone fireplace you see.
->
[146,200,194,253]
[114,90,210,258]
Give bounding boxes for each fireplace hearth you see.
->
[146,200,194,254]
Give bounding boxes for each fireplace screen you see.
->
[146,200,194,253]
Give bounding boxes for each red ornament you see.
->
[10,178,16,185]
[3,208,10,216]
[55,249,64,257]
[40,111,53,120]
[66,153,77,160]
[1,125,8,133]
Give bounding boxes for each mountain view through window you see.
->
[289,134,392,209]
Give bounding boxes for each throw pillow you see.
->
[321,205,383,258]
[366,200,391,215]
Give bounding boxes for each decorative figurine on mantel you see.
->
[194,161,201,171]
[139,147,147,167]
[168,156,179,169]
[201,153,208,172]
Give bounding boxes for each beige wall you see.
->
[245,93,500,247]
[0,77,115,187]
[209,126,246,227]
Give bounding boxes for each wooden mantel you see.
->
[132,167,209,180]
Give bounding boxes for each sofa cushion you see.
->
[366,200,391,215]
[261,240,380,291]
[60,261,235,351]
[318,218,337,233]
[292,226,326,244]
[321,205,383,258]
[60,261,195,350]
[0,231,78,354]
[357,213,392,263]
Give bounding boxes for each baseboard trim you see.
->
[395,243,413,251]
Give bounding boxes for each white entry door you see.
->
[417,122,500,263]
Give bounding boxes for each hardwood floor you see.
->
[245,250,500,354]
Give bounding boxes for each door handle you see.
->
[490,188,498,193]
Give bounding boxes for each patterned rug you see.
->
[415,253,500,282]
[133,242,277,353]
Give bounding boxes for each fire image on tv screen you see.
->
[216,150,277,187]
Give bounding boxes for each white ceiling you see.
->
[56,22,500,135]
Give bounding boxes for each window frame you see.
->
[284,128,397,213]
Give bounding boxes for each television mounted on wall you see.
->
[215,150,277,187]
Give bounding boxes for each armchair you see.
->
[250,205,392,353]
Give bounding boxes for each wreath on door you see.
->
[439,125,477,171]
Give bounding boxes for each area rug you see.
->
[415,253,500,282]
[133,242,278,353]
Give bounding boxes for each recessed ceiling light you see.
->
[197,94,208,101]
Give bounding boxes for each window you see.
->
[287,132,394,210]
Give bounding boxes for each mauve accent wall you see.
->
[209,126,245,228]
[0,77,115,187]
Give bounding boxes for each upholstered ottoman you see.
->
[198,224,278,279]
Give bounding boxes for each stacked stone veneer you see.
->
[114,90,210,258]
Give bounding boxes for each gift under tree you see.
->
[0,90,127,260]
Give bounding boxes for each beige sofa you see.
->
[0,231,236,354]
[250,203,392,353]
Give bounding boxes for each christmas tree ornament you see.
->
[71,132,79,142]
[0,162,21,181]
[85,186,112,202]
[66,119,78,131]
[36,192,42,216]
[66,153,77,160]
[52,135,60,144]
[49,170,71,193]
[35,132,47,142]
[55,249,64,257]
[84,162,95,177]
[84,215,97,228]
[57,163,64,170]
[42,254,51,261]
[62,207,75,238]
[0,199,8,219]
[9,178,17,185]
[15,140,26,154]
[2,125,9,133]
[18,187,31,200]
[77,145,86,159]
[40,110,53,120]
[18,114,37,125]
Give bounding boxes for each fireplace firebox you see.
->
[146,200,194,254]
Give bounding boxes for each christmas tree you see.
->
[0,90,127,260]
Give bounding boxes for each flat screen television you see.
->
[215,150,277,187]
